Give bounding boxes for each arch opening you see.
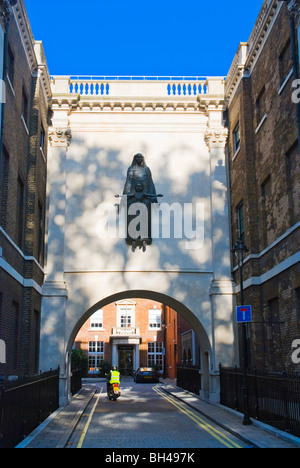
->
[67,290,211,357]
[66,289,213,402]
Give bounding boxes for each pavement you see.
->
[16,378,300,449]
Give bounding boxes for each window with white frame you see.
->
[149,308,162,329]
[116,300,135,328]
[88,341,104,373]
[148,342,163,370]
[90,309,103,329]
[233,122,241,154]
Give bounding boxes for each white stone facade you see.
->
[40,76,237,404]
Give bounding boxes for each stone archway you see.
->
[65,290,212,403]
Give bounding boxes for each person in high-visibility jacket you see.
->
[106,366,121,394]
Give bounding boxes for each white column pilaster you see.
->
[40,127,72,405]
[205,125,236,372]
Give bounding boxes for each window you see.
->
[88,341,104,373]
[16,176,25,248]
[90,310,103,329]
[89,341,104,353]
[279,38,292,86]
[148,342,163,371]
[40,123,46,153]
[236,202,245,243]
[116,300,135,328]
[40,124,46,152]
[261,175,272,247]
[37,201,44,265]
[233,122,241,154]
[256,86,266,127]
[120,312,131,328]
[7,44,14,89]
[285,140,299,224]
[149,308,162,329]
[21,87,29,128]
[1,146,10,228]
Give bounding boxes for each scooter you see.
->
[107,382,121,401]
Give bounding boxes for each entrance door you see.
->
[118,345,134,376]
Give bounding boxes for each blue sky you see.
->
[24,0,264,77]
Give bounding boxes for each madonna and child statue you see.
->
[115,153,163,252]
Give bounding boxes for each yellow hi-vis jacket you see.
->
[109,370,120,384]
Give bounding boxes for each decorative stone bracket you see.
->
[205,128,229,148]
[49,128,72,147]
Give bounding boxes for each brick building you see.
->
[74,299,193,379]
[226,0,300,372]
[0,0,51,377]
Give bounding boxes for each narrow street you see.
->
[67,380,249,449]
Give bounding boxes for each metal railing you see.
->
[176,365,201,395]
[71,369,83,396]
[220,366,300,437]
[0,369,59,448]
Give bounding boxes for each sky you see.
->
[24,0,264,77]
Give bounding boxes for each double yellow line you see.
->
[76,387,103,449]
[154,386,243,449]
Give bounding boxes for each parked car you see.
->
[134,367,160,383]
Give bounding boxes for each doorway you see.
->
[118,345,134,376]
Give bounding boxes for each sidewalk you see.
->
[16,384,98,449]
[161,381,300,449]
[16,381,300,449]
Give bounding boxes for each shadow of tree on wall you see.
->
[42,132,235,375]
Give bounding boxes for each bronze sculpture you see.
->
[115,154,163,251]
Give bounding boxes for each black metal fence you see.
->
[177,365,201,395]
[220,366,300,437]
[71,369,83,395]
[0,369,60,448]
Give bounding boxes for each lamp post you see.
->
[161,320,167,380]
[232,238,252,426]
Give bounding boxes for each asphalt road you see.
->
[67,380,249,449]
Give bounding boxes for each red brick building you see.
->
[0,0,51,377]
[74,299,193,378]
[226,0,300,372]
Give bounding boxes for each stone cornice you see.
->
[225,0,282,103]
[245,0,282,72]
[12,0,37,72]
[34,41,52,102]
[51,94,227,115]
[51,94,207,113]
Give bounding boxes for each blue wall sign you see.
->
[236,305,252,323]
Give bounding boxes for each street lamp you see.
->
[232,238,252,426]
